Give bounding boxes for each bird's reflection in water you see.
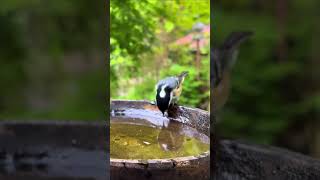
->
[157,120,184,151]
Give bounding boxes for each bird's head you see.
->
[156,84,173,116]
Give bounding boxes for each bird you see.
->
[155,71,188,116]
[211,31,253,110]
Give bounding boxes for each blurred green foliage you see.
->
[111,0,210,110]
[214,0,320,148]
[0,0,105,120]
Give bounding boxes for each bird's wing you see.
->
[157,77,179,90]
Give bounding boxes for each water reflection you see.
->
[158,120,184,151]
[110,119,209,159]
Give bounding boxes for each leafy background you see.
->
[0,0,106,120]
[111,0,210,110]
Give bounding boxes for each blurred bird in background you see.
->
[155,71,189,116]
[211,32,253,111]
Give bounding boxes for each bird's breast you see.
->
[173,85,182,98]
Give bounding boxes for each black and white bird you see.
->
[155,71,188,116]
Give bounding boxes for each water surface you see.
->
[110,118,209,160]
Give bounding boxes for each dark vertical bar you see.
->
[210,0,215,179]
[106,0,110,180]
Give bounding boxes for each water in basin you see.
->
[110,117,209,160]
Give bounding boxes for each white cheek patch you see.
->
[159,85,167,98]
[159,90,166,98]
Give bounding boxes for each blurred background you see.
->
[0,0,105,120]
[214,0,320,158]
[110,0,210,110]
